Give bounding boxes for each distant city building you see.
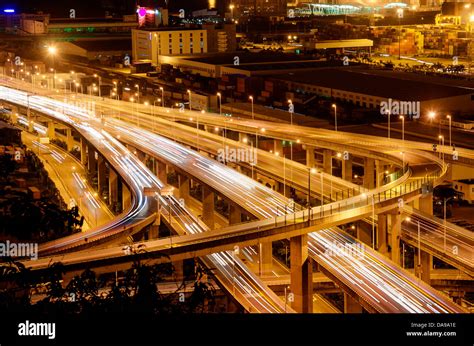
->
[230,0,287,15]
[131,23,236,63]
[453,180,474,204]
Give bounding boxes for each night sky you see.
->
[2,0,213,17]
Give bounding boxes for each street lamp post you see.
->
[217,92,222,116]
[399,115,405,143]
[94,74,102,97]
[443,197,452,252]
[331,104,337,131]
[439,135,445,163]
[387,109,391,139]
[288,99,293,126]
[47,46,57,89]
[187,89,192,111]
[135,84,140,104]
[229,4,235,21]
[159,87,164,107]
[249,96,254,120]
[307,168,316,221]
[447,115,452,148]
[417,220,421,280]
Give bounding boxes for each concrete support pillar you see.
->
[202,186,215,229]
[363,158,375,189]
[178,174,190,202]
[122,184,131,211]
[389,213,401,265]
[148,225,159,239]
[109,168,118,207]
[66,128,74,151]
[259,242,273,276]
[377,214,389,257]
[47,121,55,139]
[323,149,332,174]
[306,145,315,168]
[419,193,433,215]
[27,108,34,132]
[97,156,107,195]
[155,160,167,183]
[174,261,184,280]
[87,145,97,175]
[356,222,372,246]
[420,250,432,285]
[229,203,241,225]
[277,181,292,198]
[342,156,352,182]
[375,160,385,187]
[80,138,87,165]
[274,139,283,155]
[344,293,363,313]
[290,235,313,313]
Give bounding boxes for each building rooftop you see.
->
[71,39,131,52]
[186,52,314,65]
[270,68,474,101]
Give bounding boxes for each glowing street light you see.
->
[249,95,254,120]
[187,89,192,110]
[446,115,452,147]
[399,115,405,142]
[217,92,222,116]
[47,46,57,55]
[331,103,337,132]
[159,86,164,107]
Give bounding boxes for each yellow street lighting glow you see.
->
[310,168,317,174]
[47,46,57,54]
